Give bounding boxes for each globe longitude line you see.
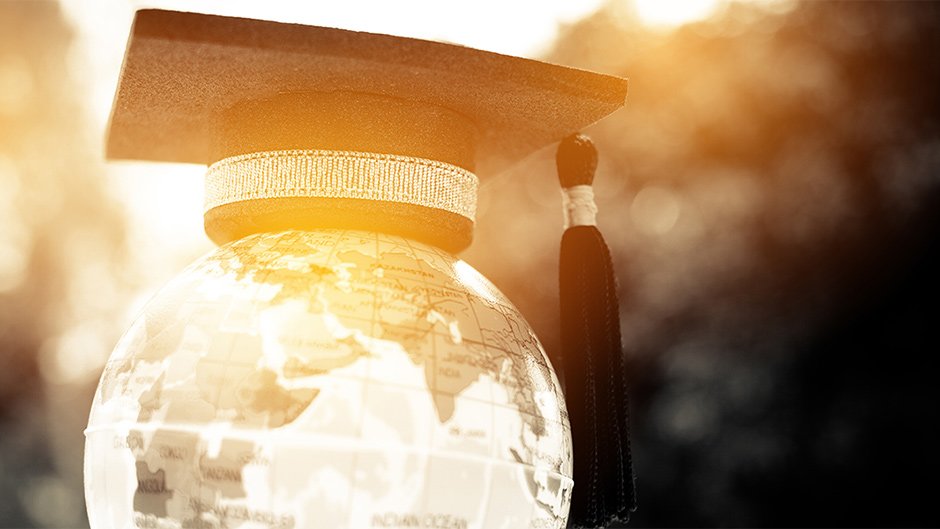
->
[474,280,564,525]
[211,249,280,522]
[361,230,381,525]
[393,234,437,522]
[464,281,498,526]
[374,232,430,520]
[267,230,310,518]
[478,286,539,526]
[316,229,368,529]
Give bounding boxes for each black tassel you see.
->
[557,134,636,528]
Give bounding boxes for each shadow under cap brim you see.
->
[106,9,628,176]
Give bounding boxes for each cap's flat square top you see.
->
[107,9,628,176]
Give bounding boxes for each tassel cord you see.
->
[562,227,603,524]
[562,226,636,528]
[557,133,636,529]
[597,228,633,519]
[593,227,627,514]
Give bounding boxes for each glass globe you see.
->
[85,229,572,529]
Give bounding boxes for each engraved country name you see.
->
[371,512,469,529]
[187,499,295,529]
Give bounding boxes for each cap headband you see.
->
[205,149,479,222]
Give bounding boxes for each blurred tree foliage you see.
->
[0,2,129,527]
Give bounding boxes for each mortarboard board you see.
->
[107,9,628,252]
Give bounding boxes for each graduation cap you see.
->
[107,9,635,528]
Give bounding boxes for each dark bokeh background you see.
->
[474,2,940,526]
[2,1,939,527]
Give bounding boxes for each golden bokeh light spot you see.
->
[631,186,681,235]
[633,0,723,29]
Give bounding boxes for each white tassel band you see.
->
[561,185,598,228]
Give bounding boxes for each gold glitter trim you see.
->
[205,150,478,221]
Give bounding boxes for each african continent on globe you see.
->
[85,229,573,529]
